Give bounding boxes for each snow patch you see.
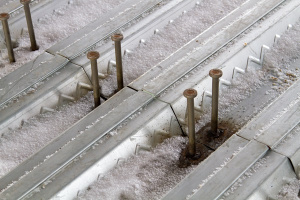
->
[76,137,194,200]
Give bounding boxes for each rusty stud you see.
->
[20,0,38,51]
[183,88,197,157]
[209,69,223,137]
[87,51,101,108]
[0,13,15,63]
[111,33,124,91]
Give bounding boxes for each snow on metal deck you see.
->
[0,0,300,199]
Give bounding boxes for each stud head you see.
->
[183,89,197,98]
[87,51,100,60]
[209,69,223,79]
[111,33,123,42]
[0,13,10,20]
[20,0,31,4]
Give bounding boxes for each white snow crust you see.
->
[0,93,93,178]
[276,178,300,200]
[76,136,195,200]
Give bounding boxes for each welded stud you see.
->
[183,88,197,157]
[0,13,15,63]
[87,51,101,108]
[209,69,223,136]
[20,0,38,51]
[111,33,124,91]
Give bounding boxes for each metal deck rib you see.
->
[188,140,268,200]
[256,101,300,148]
[221,151,293,200]
[237,75,300,141]
[0,53,68,107]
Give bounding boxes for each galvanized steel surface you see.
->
[0,0,300,199]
